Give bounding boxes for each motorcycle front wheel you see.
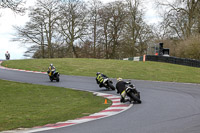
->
[49,76,53,82]
[56,76,60,82]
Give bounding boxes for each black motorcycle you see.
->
[96,77,115,90]
[47,70,60,82]
[125,83,141,104]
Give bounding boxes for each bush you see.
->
[176,35,200,60]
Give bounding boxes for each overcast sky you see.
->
[0,0,160,60]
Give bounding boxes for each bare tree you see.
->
[195,1,200,34]
[13,0,61,58]
[59,0,88,58]
[98,5,112,59]
[88,0,102,58]
[98,1,127,59]
[157,0,200,39]
[37,0,61,58]
[13,7,47,58]
[0,0,26,14]
[124,0,141,56]
[110,2,127,58]
[120,0,153,57]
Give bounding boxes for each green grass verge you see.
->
[0,80,111,131]
[2,58,200,84]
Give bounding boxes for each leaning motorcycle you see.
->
[97,77,115,90]
[125,83,141,104]
[47,70,60,82]
[103,78,115,90]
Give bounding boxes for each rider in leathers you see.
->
[96,72,108,88]
[116,78,131,103]
[47,64,56,77]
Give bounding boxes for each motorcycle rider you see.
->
[116,78,131,103]
[47,64,56,77]
[96,72,108,88]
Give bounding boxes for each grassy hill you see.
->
[2,58,200,84]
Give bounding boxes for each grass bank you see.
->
[2,58,200,84]
[0,80,111,131]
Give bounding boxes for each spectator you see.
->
[5,51,10,60]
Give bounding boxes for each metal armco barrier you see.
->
[146,55,200,68]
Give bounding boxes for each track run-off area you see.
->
[1,61,200,133]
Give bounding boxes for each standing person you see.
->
[5,51,10,60]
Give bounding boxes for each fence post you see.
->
[143,55,146,62]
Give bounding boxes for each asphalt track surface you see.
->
[1,67,200,133]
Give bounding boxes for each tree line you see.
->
[1,0,200,60]
[154,0,200,60]
[12,0,153,59]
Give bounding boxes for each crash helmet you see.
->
[117,77,122,82]
[50,63,53,67]
[96,72,100,76]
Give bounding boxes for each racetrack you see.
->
[1,67,200,133]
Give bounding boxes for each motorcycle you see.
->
[47,70,60,82]
[125,83,141,104]
[103,78,115,90]
[96,77,115,90]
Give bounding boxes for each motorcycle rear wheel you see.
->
[129,92,142,104]
[107,82,115,90]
